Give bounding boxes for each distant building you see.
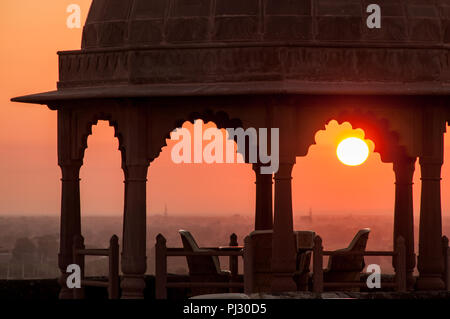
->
[299,208,313,224]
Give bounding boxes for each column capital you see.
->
[59,163,82,182]
[59,160,82,171]
[123,163,150,182]
[252,163,274,183]
[273,162,294,181]
[419,160,443,181]
[393,156,416,167]
[419,156,443,166]
[393,156,416,186]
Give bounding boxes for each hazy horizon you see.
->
[1,211,450,218]
[1,213,449,280]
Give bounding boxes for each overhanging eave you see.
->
[11,81,450,106]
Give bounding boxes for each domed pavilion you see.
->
[12,0,450,298]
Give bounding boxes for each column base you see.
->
[58,288,73,299]
[416,275,445,291]
[121,275,146,299]
[58,274,73,299]
[406,272,416,291]
[270,273,297,293]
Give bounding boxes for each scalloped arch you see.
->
[77,111,127,167]
[150,109,245,162]
[304,108,408,163]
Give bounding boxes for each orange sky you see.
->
[1,1,450,220]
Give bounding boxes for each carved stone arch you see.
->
[148,107,244,163]
[73,108,127,167]
[330,109,406,163]
[296,99,414,163]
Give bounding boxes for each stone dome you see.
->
[82,0,450,49]
[12,0,450,104]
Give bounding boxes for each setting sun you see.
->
[336,137,370,166]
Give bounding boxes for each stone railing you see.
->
[72,235,120,299]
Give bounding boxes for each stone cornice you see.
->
[57,44,450,91]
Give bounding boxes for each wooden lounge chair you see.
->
[323,228,371,291]
[179,230,231,295]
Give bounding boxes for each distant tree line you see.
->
[0,235,59,279]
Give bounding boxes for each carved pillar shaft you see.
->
[121,164,149,299]
[253,163,273,231]
[417,158,445,290]
[271,161,297,292]
[58,162,82,299]
[393,156,416,289]
[417,109,445,290]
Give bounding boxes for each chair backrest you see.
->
[179,230,221,275]
[327,228,371,272]
[346,228,371,252]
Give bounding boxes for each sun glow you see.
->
[336,137,370,166]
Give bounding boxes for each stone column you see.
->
[417,109,445,290]
[121,164,149,299]
[58,161,82,299]
[253,163,273,230]
[393,156,416,289]
[271,160,297,292]
[417,156,445,290]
